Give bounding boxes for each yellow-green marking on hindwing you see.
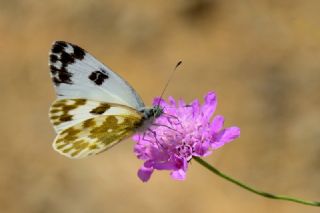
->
[52,114,143,159]
[49,99,87,129]
[89,103,111,115]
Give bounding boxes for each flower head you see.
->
[133,91,240,182]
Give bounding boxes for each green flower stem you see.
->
[193,157,320,207]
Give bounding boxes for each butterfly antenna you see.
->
[157,61,182,105]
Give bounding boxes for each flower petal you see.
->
[132,134,141,142]
[191,99,200,118]
[178,99,186,107]
[153,161,176,170]
[202,92,217,119]
[168,96,176,106]
[210,115,225,133]
[171,169,187,180]
[193,140,211,156]
[216,127,240,143]
[138,166,154,182]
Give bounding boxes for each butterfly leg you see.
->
[161,113,183,128]
[141,130,159,145]
[150,123,183,135]
[141,131,153,143]
[146,128,165,149]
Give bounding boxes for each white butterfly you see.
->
[49,41,162,159]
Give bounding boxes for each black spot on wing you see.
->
[60,51,75,64]
[50,63,73,86]
[73,45,85,60]
[50,54,58,63]
[52,71,73,86]
[58,71,73,83]
[53,77,62,86]
[49,41,87,86]
[52,42,66,53]
[88,70,109,85]
[50,65,58,75]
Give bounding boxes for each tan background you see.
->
[1,0,320,212]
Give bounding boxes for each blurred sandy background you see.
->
[1,0,320,212]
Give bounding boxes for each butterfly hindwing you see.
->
[49,41,145,109]
[49,99,142,134]
[53,113,143,159]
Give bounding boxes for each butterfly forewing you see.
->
[53,113,143,159]
[49,41,145,109]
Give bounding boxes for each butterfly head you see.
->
[140,106,164,120]
[152,105,164,118]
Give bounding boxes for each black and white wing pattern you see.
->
[49,41,145,109]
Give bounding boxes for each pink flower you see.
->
[133,92,240,182]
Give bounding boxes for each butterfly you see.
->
[49,41,163,159]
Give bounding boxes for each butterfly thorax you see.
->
[137,106,163,132]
